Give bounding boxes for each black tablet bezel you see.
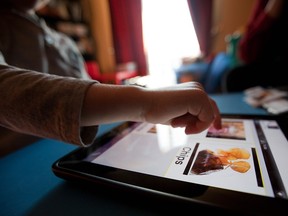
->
[52,114,288,215]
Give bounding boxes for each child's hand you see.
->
[83,82,222,135]
[142,82,222,134]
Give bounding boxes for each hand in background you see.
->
[265,0,284,18]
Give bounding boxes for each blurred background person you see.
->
[0,0,90,156]
[223,0,288,92]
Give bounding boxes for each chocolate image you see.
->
[191,150,224,175]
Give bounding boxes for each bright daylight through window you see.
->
[141,0,200,86]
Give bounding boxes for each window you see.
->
[142,0,200,86]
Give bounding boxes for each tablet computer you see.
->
[52,114,288,214]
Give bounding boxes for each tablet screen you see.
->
[53,114,288,214]
[84,115,288,199]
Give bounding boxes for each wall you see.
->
[211,0,256,54]
[83,0,116,74]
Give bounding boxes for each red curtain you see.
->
[108,0,147,76]
[187,0,213,58]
